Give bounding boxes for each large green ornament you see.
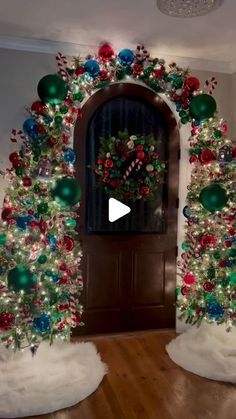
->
[199,183,228,212]
[51,177,81,207]
[8,265,36,292]
[37,74,67,105]
[189,94,217,121]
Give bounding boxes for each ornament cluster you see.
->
[94,131,165,201]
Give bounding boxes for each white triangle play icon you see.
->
[108,198,131,222]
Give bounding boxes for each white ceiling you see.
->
[0,0,236,72]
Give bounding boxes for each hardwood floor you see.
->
[25,331,236,419]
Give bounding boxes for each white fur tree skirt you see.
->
[166,323,236,383]
[0,341,107,418]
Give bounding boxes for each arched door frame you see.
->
[73,80,190,330]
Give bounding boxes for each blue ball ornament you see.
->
[84,59,100,78]
[23,118,37,136]
[183,205,191,218]
[207,301,224,319]
[51,273,59,282]
[16,215,33,231]
[176,102,182,112]
[33,313,51,334]
[118,49,135,66]
[63,148,76,164]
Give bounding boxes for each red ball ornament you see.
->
[12,159,23,169]
[31,101,46,114]
[224,240,232,248]
[98,43,115,62]
[99,69,109,81]
[136,145,144,151]
[36,123,45,134]
[140,186,150,196]
[137,151,145,160]
[133,63,143,76]
[183,273,197,285]
[152,67,165,79]
[0,312,15,330]
[75,67,84,76]
[221,122,228,134]
[228,228,235,236]
[1,207,15,223]
[9,152,19,163]
[199,149,215,165]
[219,260,227,267]
[62,235,74,252]
[185,76,200,92]
[58,303,70,312]
[181,285,188,295]
[203,281,214,292]
[104,159,113,168]
[22,177,32,187]
[189,155,198,164]
[199,233,217,249]
[48,137,58,147]
[74,311,82,324]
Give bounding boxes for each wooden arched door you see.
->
[74,83,179,335]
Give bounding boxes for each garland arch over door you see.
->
[74,83,180,335]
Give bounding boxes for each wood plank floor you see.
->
[22,331,236,419]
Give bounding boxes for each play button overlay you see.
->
[108,198,131,222]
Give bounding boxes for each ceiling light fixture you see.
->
[156,0,224,18]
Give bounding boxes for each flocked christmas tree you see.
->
[0,70,83,352]
[177,110,236,329]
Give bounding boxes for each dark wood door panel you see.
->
[85,252,122,309]
[131,251,165,306]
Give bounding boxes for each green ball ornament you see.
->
[229,272,236,285]
[54,115,63,125]
[34,184,41,193]
[37,74,67,105]
[65,218,77,228]
[190,94,217,121]
[213,251,221,260]
[37,203,49,214]
[59,105,68,114]
[213,129,222,139]
[181,116,189,124]
[51,177,81,207]
[15,167,23,176]
[38,255,47,264]
[8,265,36,292]
[199,183,228,212]
[207,266,215,279]
[73,91,85,102]
[0,233,7,245]
[181,242,190,252]
[228,248,236,258]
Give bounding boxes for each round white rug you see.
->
[0,341,107,418]
[166,323,236,383]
